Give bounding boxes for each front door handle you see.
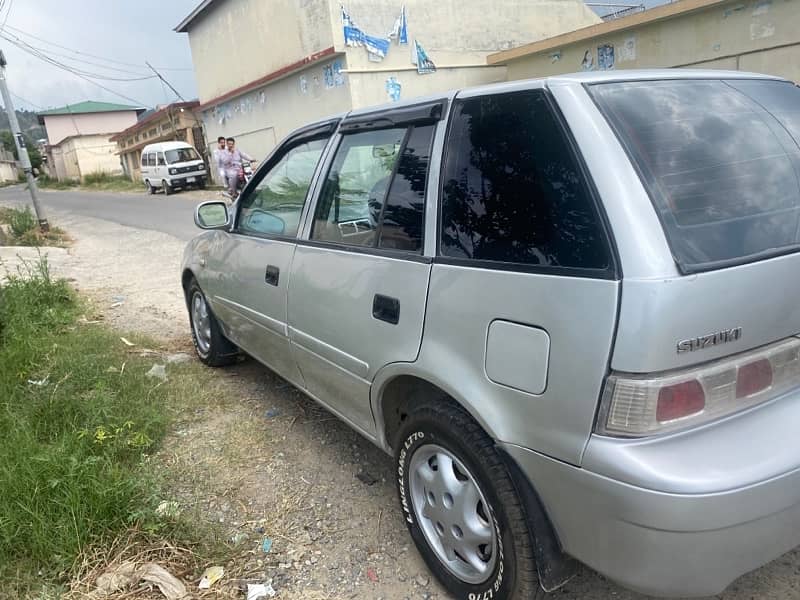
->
[265,265,280,286]
[372,294,400,324]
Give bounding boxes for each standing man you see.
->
[212,136,227,186]
[221,137,254,200]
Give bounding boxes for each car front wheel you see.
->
[394,400,541,600]
[187,279,238,367]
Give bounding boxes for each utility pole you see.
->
[0,50,48,231]
[146,62,186,101]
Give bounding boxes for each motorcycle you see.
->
[221,160,256,202]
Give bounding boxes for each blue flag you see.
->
[414,40,436,74]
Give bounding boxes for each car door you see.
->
[420,86,620,465]
[141,152,152,182]
[207,122,337,386]
[156,151,167,184]
[288,105,442,435]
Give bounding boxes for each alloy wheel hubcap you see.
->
[191,291,212,354]
[409,444,498,584]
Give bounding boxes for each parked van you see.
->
[181,70,800,599]
[140,141,207,195]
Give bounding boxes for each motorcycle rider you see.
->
[220,137,254,200]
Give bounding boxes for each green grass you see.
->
[35,172,144,193]
[0,206,69,247]
[0,256,218,595]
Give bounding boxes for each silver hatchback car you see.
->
[182,70,800,599]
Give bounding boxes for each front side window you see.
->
[238,137,328,237]
[166,147,200,163]
[157,153,166,166]
[312,128,405,247]
[440,90,609,270]
[590,79,800,272]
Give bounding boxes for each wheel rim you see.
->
[191,291,212,354]
[409,444,498,584]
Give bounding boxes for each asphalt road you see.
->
[0,185,204,241]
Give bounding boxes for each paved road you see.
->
[0,185,206,241]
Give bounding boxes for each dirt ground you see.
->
[2,197,799,600]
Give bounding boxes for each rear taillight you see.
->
[599,337,800,437]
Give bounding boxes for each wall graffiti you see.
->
[597,44,615,70]
[386,76,402,102]
[581,49,595,71]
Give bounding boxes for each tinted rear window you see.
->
[440,89,610,271]
[590,79,800,273]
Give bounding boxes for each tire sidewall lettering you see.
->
[397,427,512,600]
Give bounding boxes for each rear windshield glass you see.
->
[166,147,199,163]
[589,79,800,273]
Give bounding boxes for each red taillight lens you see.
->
[736,359,773,398]
[656,380,705,422]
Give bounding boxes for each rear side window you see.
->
[440,89,610,270]
[312,124,434,253]
[590,79,800,272]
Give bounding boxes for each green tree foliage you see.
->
[0,129,42,170]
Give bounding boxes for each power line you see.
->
[10,91,42,110]
[146,62,186,102]
[0,31,157,82]
[1,0,14,32]
[0,35,149,106]
[4,24,194,72]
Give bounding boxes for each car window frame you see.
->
[308,126,411,250]
[435,86,619,280]
[300,123,441,263]
[232,121,339,241]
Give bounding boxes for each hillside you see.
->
[0,108,46,141]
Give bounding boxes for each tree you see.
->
[0,130,42,170]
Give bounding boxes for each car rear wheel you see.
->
[162,179,173,196]
[394,400,542,600]
[146,180,155,195]
[186,279,238,367]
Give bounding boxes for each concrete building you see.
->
[175,0,600,158]
[37,101,145,181]
[488,0,800,82]
[0,148,18,183]
[110,101,205,181]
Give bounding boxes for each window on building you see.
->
[439,89,609,270]
[149,128,158,137]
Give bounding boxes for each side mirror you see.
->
[194,201,230,229]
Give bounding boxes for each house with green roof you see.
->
[37,100,146,181]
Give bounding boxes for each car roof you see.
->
[142,141,194,151]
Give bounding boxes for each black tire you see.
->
[198,178,207,190]
[162,179,173,196]
[186,278,238,367]
[394,400,542,600]
[146,180,155,195]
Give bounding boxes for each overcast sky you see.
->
[1,0,199,112]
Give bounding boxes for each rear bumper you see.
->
[502,442,800,597]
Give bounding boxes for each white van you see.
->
[140,141,207,195]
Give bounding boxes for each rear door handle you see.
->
[265,265,280,286]
[372,294,400,324]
